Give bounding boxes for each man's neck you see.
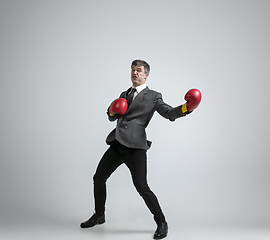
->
[133,83,146,94]
[133,82,146,88]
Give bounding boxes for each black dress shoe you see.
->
[80,213,105,228]
[153,222,168,239]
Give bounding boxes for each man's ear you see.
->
[145,73,149,79]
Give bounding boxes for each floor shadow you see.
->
[103,228,153,235]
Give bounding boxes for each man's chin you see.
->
[131,80,138,86]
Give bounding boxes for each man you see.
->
[80,60,196,239]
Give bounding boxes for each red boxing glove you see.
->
[181,89,202,114]
[109,98,128,116]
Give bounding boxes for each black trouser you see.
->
[93,141,165,223]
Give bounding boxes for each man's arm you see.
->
[155,92,186,121]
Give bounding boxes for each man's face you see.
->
[131,65,148,87]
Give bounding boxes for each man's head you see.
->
[131,60,150,87]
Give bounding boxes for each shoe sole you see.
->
[153,234,167,239]
[98,219,105,225]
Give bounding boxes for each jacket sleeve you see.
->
[155,92,185,121]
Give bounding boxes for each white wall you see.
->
[1,0,270,228]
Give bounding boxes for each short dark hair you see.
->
[131,59,150,74]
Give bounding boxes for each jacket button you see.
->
[125,126,128,129]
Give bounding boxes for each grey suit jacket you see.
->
[106,86,184,150]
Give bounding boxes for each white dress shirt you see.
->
[129,83,147,101]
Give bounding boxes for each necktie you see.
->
[127,88,136,106]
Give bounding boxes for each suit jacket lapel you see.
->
[126,87,149,113]
[125,87,132,99]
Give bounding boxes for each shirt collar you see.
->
[134,83,147,94]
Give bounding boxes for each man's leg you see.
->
[125,149,166,223]
[125,149,168,239]
[81,145,123,228]
[93,145,123,215]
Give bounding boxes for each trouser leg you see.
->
[93,146,122,215]
[125,148,166,223]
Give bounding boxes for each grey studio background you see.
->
[1,0,270,240]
